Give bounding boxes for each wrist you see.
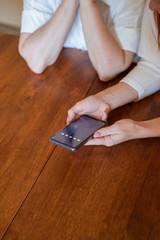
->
[96,90,115,111]
[96,82,138,111]
[135,120,160,138]
[130,121,144,139]
[94,93,112,115]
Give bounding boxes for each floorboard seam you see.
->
[1,145,57,240]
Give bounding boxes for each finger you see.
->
[67,108,76,124]
[93,126,111,138]
[86,135,117,147]
[67,103,85,122]
[102,111,108,121]
[94,123,120,138]
[101,102,111,120]
[85,137,106,146]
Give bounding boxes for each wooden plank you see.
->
[0,33,16,54]
[3,132,160,240]
[125,152,160,240]
[3,59,160,239]
[0,34,97,238]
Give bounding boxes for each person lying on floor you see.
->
[18,0,144,81]
[67,0,160,146]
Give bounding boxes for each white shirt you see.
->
[21,0,144,52]
[121,0,160,100]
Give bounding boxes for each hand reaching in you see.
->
[86,119,138,146]
[67,94,111,124]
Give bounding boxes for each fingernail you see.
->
[94,132,100,138]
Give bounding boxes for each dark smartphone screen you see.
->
[49,115,107,151]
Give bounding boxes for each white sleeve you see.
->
[120,60,160,101]
[21,0,54,33]
[120,1,160,101]
[109,0,145,53]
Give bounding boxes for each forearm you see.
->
[87,118,160,147]
[79,0,133,81]
[96,82,138,111]
[96,82,160,138]
[134,118,160,138]
[19,0,79,73]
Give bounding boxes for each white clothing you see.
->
[21,0,144,52]
[121,0,160,100]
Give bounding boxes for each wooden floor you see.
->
[0,33,160,240]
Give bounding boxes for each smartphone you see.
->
[49,115,107,151]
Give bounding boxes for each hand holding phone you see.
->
[49,115,107,151]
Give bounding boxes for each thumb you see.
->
[102,111,108,121]
[101,102,111,121]
[67,104,86,124]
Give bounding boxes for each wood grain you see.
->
[0,33,96,239]
[3,133,160,240]
[0,33,160,240]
